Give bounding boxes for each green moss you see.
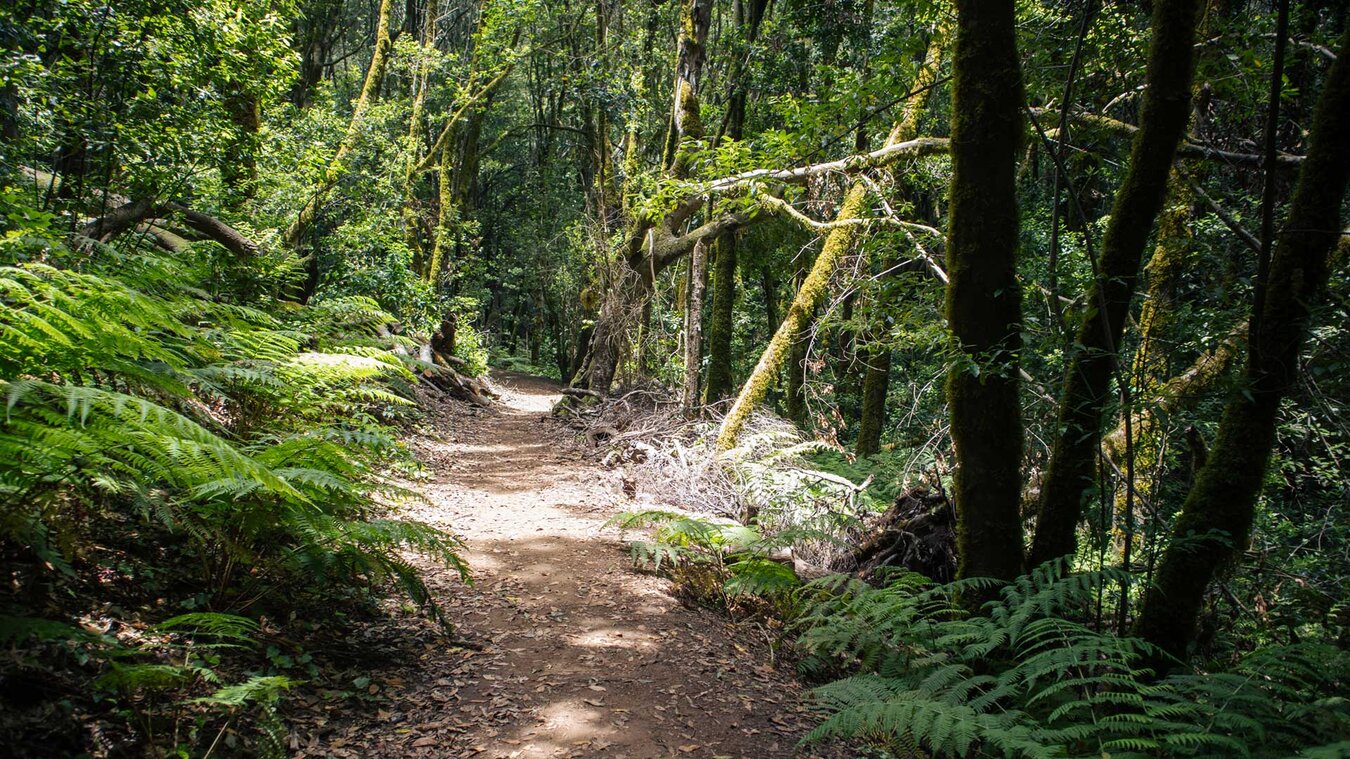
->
[702,237,738,404]
[945,0,1027,590]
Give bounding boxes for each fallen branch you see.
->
[1186,178,1262,254]
[20,167,260,257]
[417,343,497,406]
[78,197,259,257]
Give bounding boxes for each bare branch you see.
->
[701,137,951,195]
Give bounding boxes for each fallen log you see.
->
[415,343,497,406]
[78,196,259,257]
[19,167,260,257]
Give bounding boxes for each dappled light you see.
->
[4,0,1347,755]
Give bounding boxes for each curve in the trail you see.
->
[287,371,841,759]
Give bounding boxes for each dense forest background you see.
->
[2,0,1349,755]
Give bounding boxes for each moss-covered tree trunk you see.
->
[290,0,396,301]
[1134,28,1350,667]
[784,255,813,426]
[702,0,770,405]
[426,132,460,285]
[1103,170,1195,546]
[716,184,868,448]
[703,237,739,404]
[575,0,712,392]
[662,0,713,175]
[1028,0,1203,568]
[682,238,709,412]
[944,0,1026,584]
[402,0,441,263]
[714,19,947,450]
[855,346,892,457]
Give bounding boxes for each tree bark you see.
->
[855,346,892,458]
[291,0,341,108]
[944,0,1026,586]
[574,0,713,392]
[682,238,709,412]
[79,197,259,258]
[703,236,739,404]
[663,0,713,176]
[702,0,769,405]
[1134,27,1350,668]
[1029,0,1203,568]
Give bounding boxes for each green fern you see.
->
[796,563,1350,757]
[0,242,472,755]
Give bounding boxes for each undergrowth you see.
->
[0,211,468,754]
[795,563,1350,758]
[616,500,1349,757]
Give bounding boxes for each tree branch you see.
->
[700,136,952,195]
[1033,108,1304,168]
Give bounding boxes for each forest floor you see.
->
[283,371,845,759]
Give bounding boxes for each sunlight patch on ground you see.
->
[497,699,618,758]
[564,623,658,651]
[489,375,562,414]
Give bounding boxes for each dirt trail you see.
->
[291,371,838,758]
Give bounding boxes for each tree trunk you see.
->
[715,17,947,450]
[1134,27,1350,668]
[1102,319,1245,464]
[702,0,769,405]
[291,0,340,108]
[944,0,1026,585]
[785,255,812,426]
[565,325,593,384]
[574,0,712,392]
[289,0,397,300]
[1029,0,1203,568]
[426,133,459,284]
[703,236,738,404]
[683,238,709,412]
[662,0,713,175]
[402,0,441,260]
[855,346,892,457]
[221,87,260,204]
[1104,172,1194,545]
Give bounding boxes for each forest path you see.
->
[291,371,837,758]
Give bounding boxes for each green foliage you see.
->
[608,509,810,610]
[0,242,467,611]
[795,563,1350,757]
[0,229,467,751]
